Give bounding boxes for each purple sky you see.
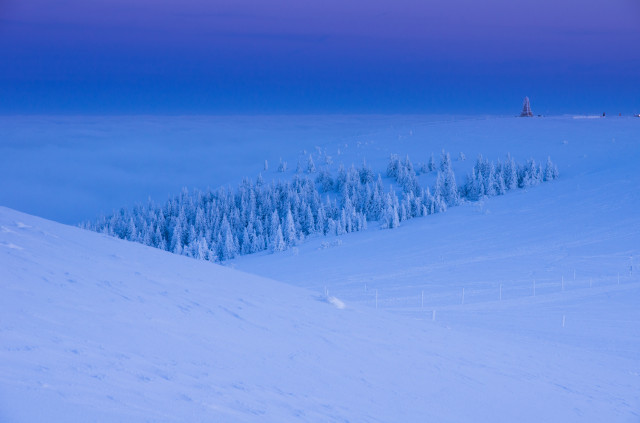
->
[1,0,639,113]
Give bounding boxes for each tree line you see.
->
[83,152,558,261]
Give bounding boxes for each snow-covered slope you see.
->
[1,205,638,422]
[231,115,640,358]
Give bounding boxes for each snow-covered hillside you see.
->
[2,115,639,422]
[1,205,638,422]
[231,115,640,359]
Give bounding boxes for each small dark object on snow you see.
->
[520,97,533,117]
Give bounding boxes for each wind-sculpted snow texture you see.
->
[84,151,557,262]
[1,206,639,422]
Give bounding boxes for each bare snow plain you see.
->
[1,115,639,422]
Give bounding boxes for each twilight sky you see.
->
[1,0,639,114]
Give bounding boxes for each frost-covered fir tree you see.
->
[271,225,285,252]
[283,208,297,246]
[241,228,252,255]
[439,150,452,173]
[219,215,237,260]
[195,237,210,260]
[380,192,400,229]
[307,154,316,173]
[316,168,334,192]
[387,154,400,178]
[171,211,185,255]
[464,168,482,201]
[428,153,436,172]
[503,153,518,190]
[419,162,429,174]
[438,151,459,206]
[336,164,347,192]
[519,158,542,188]
[544,156,559,181]
[278,159,287,173]
[359,159,374,184]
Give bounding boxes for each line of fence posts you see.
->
[356,266,634,312]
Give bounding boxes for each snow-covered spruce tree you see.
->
[439,150,452,173]
[307,154,316,173]
[316,167,334,192]
[283,208,297,246]
[544,156,559,181]
[380,192,400,229]
[387,154,400,178]
[438,151,459,206]
[419,161,429,174]
[428,153,436,172]
[464,167,482,201]
[467,155,501,199]
[359,159,374,184]
[503,153,518,190]
[336,164,347,193]
[271,225,286,253]
[219,215,237,260]
[518,158,542,188]
[432,173,448,213]
[386,154,420,196]
[269,210,285,252]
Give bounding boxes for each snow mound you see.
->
[327,296,346,309]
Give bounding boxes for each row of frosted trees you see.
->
[84,152,558,262]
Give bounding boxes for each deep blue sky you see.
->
[1,0,639,114]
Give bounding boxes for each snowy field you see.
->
[1,115,639,421]
[1,114,625,224]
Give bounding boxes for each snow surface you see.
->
[2,206,639,422]
[2,115,640,421]
[3,114,631,224]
